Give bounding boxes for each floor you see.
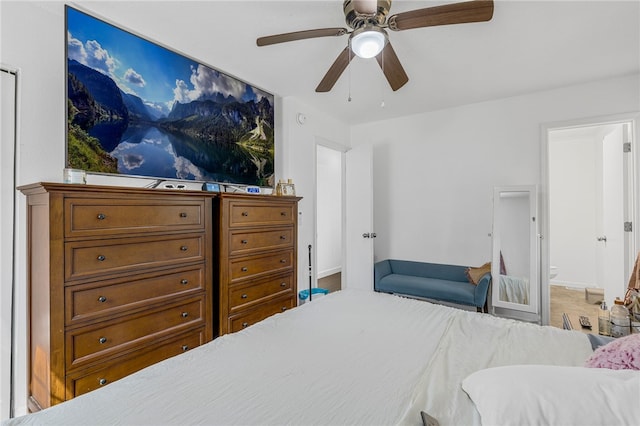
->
[317,272,341,293]
[549,285,601,333]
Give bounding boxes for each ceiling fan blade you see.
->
[388,0,494,31]
[257,28,348,46]
[353,0,378,15]
[376,42,408,91]
[316,47,353,92]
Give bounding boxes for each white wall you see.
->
[351,74,640,270]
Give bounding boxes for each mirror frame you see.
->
[491,185,539,314]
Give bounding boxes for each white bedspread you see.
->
[498,274,530,304]
[5,289,593,426]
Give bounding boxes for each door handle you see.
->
[597,236,607,243]
[362,233,377,239]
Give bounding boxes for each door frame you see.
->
[540,112,639,325]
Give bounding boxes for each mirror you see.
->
[491,186,539,314]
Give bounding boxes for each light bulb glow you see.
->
[351,29,386,59]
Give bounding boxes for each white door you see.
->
[344,143,374,290]
[1,67,17,420]
[598,125,626,304]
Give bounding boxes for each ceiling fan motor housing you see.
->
[343,0,392,29]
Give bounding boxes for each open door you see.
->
[598,124,628,304]
[1,67,18,420]
[344,144,374,290]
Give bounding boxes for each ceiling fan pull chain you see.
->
[348,38,352,102]
[380,48,385,108]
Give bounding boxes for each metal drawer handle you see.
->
[180,279,188,285]
[99,337,107,344]
[281,306,287,312]
[241,211,249,217]
[280,282,287,287]
[280,259,287,264]
[280,235,286,240]
[242,322,249,328]
[99,378,107,386]
[180,212,187,218]
[181,312,189,318]
[97,255,106,262]
[241,294,248,299]
[97,213,106,220]
[182,345,189,351]
[280,212,286,216]
[241,239,248,244]
[241,267,248,272]
[98,296,107,303]
[180,246,188,251]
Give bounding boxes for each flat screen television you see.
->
[65,5,275,187]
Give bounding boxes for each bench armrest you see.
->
[374,260,392,291]
[474,273,492,307]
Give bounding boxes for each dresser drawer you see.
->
[228,296,295,333]
[228,274,294,313]
[65,234,205,281]
[65,197,205,238]
[229,227,293,255]
[228,202,295,227]
[66,266,205,325]
[229,249,293,282]
[67,328,204,398]
[67,297,205,369]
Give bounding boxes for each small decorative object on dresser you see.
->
[275,179,296,196]
[216,193,301,336]
[18,182,215,410]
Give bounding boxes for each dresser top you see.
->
[18,182,301,202]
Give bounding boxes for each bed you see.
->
[5,289,639,426]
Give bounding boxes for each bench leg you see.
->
[477,300,489,313]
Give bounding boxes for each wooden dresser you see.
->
[19,183,214,410]
[216,193,301,336]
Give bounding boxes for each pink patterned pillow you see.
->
[585,334,640,370]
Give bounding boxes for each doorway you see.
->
[315,143,344,292]
[543,116,637,325]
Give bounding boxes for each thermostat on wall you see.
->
[245,186,261,194]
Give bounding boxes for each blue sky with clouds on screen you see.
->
[66,6,271,117]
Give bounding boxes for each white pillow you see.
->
[462,365,640,426]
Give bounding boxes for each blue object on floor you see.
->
[298,288,329,302]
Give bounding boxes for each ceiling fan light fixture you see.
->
[350,26,386,59]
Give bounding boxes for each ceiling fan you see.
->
[257,0,494,93]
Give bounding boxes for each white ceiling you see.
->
[63,0,640,125]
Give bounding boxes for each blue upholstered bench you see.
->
[374,259,491,312]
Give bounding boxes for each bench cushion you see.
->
[377,274,476,306]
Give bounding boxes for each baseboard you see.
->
[549,280,593,289]
[317,267,341,279]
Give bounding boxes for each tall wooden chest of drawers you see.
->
[19,183,214,410]
[217,193,301,336]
